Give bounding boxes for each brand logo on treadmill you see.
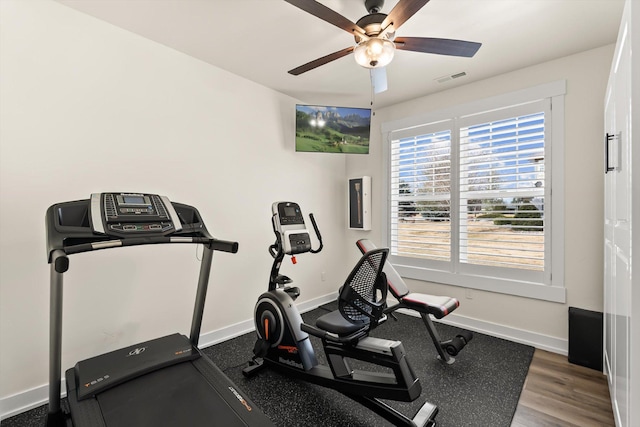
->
[228,386,252,412]
[127,347,146,356]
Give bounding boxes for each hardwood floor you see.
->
[512,349,615,427]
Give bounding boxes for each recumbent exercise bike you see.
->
[242,202,438,427]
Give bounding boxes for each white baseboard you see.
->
[0,381,61,421]
[1,292,565,421]
[395,308,568,355]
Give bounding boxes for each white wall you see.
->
[0,0,353,411]
[347,44,614,349]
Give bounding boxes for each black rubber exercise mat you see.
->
[206,303,534,427]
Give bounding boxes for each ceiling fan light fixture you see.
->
[354,38,395,68]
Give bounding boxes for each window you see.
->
[383,82,566,302]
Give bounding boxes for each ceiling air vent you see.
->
[435,71,467,83]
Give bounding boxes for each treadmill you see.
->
[45,192,274,427]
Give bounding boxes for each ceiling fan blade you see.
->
[370,67,388,93]
[288,46,355,75]
[284,0,365,35]
[382,0,431,31]
[395,37,482,57]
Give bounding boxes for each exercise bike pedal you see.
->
[252,338,271,359]
[442,331,473,357]
[457,330,474,344]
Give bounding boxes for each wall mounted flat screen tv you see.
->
[295,104,371,154]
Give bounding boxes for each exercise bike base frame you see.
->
[242,358,438,427]
[347,393,438,427]
[244,358,436,427]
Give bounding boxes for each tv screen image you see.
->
[295,105,371,154]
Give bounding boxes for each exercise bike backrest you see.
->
[338,247,389,328]
[268,202,322,291]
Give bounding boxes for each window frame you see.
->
[381,81,566,303]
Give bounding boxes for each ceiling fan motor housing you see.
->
[354,13,396,41]
[353,13,396,68]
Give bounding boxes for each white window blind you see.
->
[387,97,554,290]
[459,111,545,272]
[390,129,452,262]
[383,81,566,302]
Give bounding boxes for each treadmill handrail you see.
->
[45,199,237,262]
[59,237,238,257]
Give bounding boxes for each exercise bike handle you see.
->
[268,243,279,258]
[309,213,323,254]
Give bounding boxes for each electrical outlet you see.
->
[321,271,326,281]
[465,288,473,299]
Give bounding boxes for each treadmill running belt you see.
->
[97,362,249,427]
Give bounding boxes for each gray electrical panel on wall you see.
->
[348,176,371,230]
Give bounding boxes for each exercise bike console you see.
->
[273,202,311,254]
[268,202,322,294]
[271,201,323,256]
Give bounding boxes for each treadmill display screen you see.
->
[123,196,147,205]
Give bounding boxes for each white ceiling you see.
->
[56,0,624,108]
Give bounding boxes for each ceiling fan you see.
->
[285,0,482,93]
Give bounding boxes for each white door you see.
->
[604,4,632,425]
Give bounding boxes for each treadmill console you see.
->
[272,202,311,255]
[90,192,182,237]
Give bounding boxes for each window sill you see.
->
[394,263,567,303]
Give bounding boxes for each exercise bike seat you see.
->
[316,310,368,336]
[309,248,389,341]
